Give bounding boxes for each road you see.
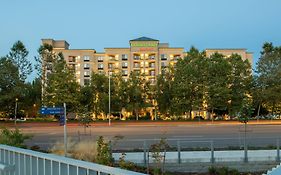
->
[1,121,281,151]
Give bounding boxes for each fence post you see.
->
[143,140,147,164]
[277,139,280,162]
[177,140,181,164]
[210,141,215,163]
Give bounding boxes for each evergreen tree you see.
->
[7,41,32,81]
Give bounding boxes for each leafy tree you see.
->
[7,41,32,81]
[206,53,232,119]
[172,47,207,118]
[21,78,42,117]
[228,54,252,116]
[126,72,147,120]
[77,85,94,130]
[44,53,79,112]
[256,42,281,115]
[156,66,174,117]
[0,57,22,115]
[90,72,109,118]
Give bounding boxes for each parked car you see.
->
[193,116,204,121]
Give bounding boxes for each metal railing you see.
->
[0,144,146,175]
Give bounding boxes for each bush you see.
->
[0,127,31,148]
[208,166,239,175]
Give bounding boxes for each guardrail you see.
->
[0,144,146,175]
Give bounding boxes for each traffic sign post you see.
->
[40,104,67,157]
[40,107,64,115]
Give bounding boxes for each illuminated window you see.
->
[98,63,104,69]
[83,55,90,62]
[97,56,103,62]
[161,54,167,60]
[84,63,90,69]
[122,62,128,68]
[84,71,90,77]
[122,54,128,60]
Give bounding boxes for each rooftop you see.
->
[130,36,158,41]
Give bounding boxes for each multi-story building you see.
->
[42,37,253,86]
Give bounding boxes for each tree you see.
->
[156,66,174,117]
[7,41,32,81]
[256,42,281,115]
[44,53,79,112]
[206,53,232,119]
[78,85,94,131]
[228,54,252,116]
[172,47,207,118]
[0,57,22,115]
[90,72,109,118]
[21,78,42,117]
[126,72,147,120]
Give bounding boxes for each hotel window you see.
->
[122,62,128,68]
[134,70,140,74]
[97,56,103,62]
[84,63,90,69]
[108,63,113,69]
[83,55,90,62]
[149,62,155,68]
[175,55,181,60]
[149,70,155,76]
[122,70,128,76]
[134,55,141,60]
[161,54,167,60]
[161,62,167,67]
[68,56,76,62]
[84,71,90,77]
[149,55,155,60]
[122,54,128,60]
[98,63,104,70]
[84,79,90,86]
[134,62,140,68]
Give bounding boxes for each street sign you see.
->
[40,107,64,115]
[59,115,65,126]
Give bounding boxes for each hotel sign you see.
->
[131,43,158,47]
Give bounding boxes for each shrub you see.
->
[0,127,31,148]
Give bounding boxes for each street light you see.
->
[14,98,18,127]
[108,71,111,126]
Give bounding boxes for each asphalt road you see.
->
[2,121,281,151]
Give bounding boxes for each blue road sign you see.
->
[59,115,65,126]
[40,107,64,115]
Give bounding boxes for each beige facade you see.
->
[42,37,253,86]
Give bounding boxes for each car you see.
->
[193,116,204,121]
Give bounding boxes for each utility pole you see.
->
[64,103,67,157]
[108,71,111,126]
[14,98,18,127]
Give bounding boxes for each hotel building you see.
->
[42,37,253,86]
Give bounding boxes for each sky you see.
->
[1,0,281,81]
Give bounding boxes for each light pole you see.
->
[14,98,18,127]
[108,71,111,126]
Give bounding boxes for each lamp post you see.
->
[108,71,111,126]
[14,98,18,127]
